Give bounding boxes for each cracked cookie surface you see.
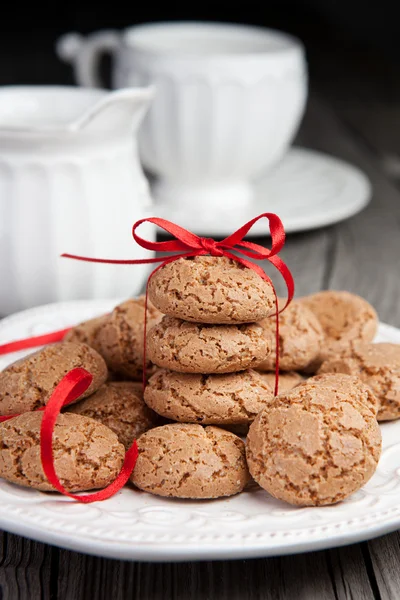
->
[68,381,161,449]
[297,373,379,417]
[95,297,163,380]
[131,423,250,498]
[144,369,274,425]
[0,412,125,492]
[64,314,108,350]
[148,256,275,324]
[146,317,271,373]
[0,342,108,416]
[246,382,381,506]
[257,301,324,371]
[298,291,378,369]
[318,342,400,421]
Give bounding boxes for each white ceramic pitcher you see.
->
[0,86,155,315]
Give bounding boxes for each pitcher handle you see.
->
[56,30,120,88]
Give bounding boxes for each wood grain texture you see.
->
[367,532,400,600]
[0,533,53,600]
[298,93,400,325]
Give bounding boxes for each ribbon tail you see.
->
[40,368,138,503]
[0,327,72,356]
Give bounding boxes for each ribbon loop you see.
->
[199,237,224,257]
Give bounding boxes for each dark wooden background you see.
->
[2,5,400,598]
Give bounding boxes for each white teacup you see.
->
[58,22,307,207]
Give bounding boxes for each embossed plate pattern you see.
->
[0,299,399,562]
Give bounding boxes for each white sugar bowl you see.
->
[58,22,307,209]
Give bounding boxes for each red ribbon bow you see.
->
[63,213,295,395]
[0,213,294,503]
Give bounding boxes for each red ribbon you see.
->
[0,368,138,502]
[0,327,72,357]
[0,213,294,504]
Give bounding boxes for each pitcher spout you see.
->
[70,87,155,134]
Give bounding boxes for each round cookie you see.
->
[64,314,109,349]
[246,383,381,506]
[146,317,272,374]
[0,412,125,492]
[131,423,250,498]
[299,291,378,366]
[296,373,379,417]
[257,371,304,393]
[95,297,163,380]
[144,369,274,425]
[256,301,324,372]
[68,381,161,449]
[0,342,108,416]
[318,342,400,421]
[148,256,275,324]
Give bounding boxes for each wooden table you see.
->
[2,42,400,600]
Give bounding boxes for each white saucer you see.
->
[154,147,371,237]
[0,300,399,562]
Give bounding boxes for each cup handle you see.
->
[56,30,120,88]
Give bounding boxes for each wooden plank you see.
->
[0,534,52,600]
[327,544,376,599]
[367,532,400,600]
[370,532,400,599]
[54,552,340,600]
[296,93,400,325]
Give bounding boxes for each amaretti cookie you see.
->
[146,317,271,374]
[296,373,379,417]
[246,382,381,506]
[131,423,250,498]
[318,342,400,421]
[0,412,125,492]
[64,314,108,349]
[0,342,107,416]
[94,297,163,380]
[256,301,324,371]
[144,369,274,425]
[68,381,161,449]
[299,291,378,365]
[257,371,304,393]
[148,256,275,324]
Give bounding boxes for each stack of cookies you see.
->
[131,256,280,498]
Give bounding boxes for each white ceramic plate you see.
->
[0,299,398,562]
[154,148,371,236]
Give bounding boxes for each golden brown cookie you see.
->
[0,412,125,492]
[146,317,271,374]
[148,256,275,324]
[64,314,108,349]
[0,342,108,416]
[318,342,400,421]
[257,371,304,393]
[68,381,161,449]
[295,373,379,417]
[246,383,381,506]
[131,423,250,498]
[95,297,163,380]
[257,301,324,372]
[298,291,378,367]
[144,369,274,425]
